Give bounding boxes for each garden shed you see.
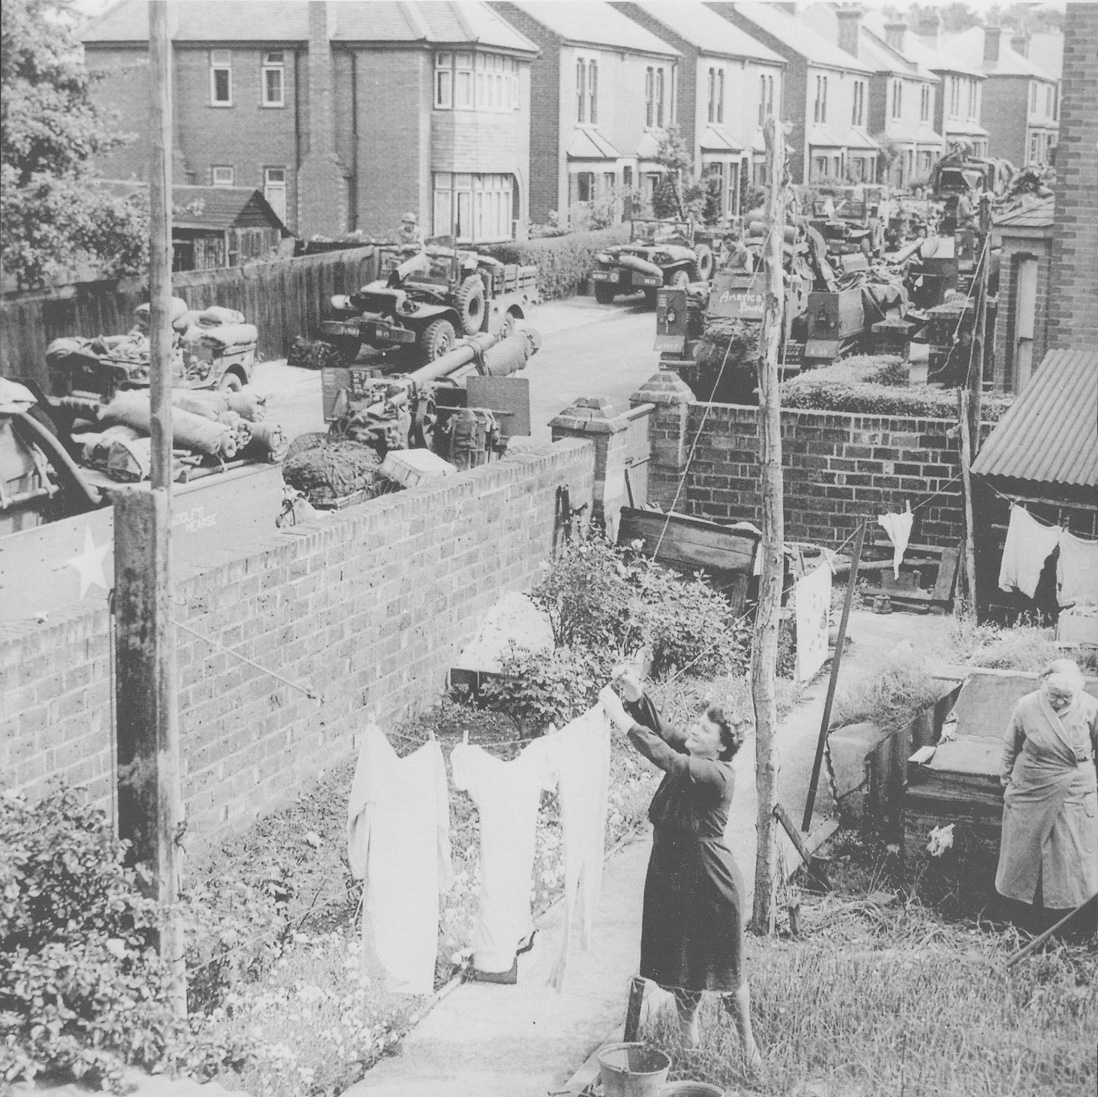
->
[98,181,292,271]
[971,347,1098,624]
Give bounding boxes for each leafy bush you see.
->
[0,786,223,1091]
[781,356,1012,421]
[829,648,944,732]
[481,225,629,300]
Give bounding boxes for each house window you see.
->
[576,57,598,123]
[264,167,287,222]
[261,52,284,107]
[574,172,594,204]
[577,59,586,122]
[623,166,633,188]
[757,73,774,126]
[212,165,234,187]
[435,53,453,109]
[656,67,665,127]
[717,68,724,124]
[455,53,473,108]
[967,80,978,120]
[603,171,616,192]
[708,69,716,124]
[645,67,654,127]
[433,172,513,242]
[1029,132,1040,162]
[1051,84,1057,121]
[920,84,931,122]
[814,75,828,124]
[589,60,598,124]
[948,76,959,118]
[890,79,903,120]
[210,50,232,106]
[812,155,828,181]
[852,80,864,127]
[1044,84,1053,118]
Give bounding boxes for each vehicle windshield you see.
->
[630,220,690,245]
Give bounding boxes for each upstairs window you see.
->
[920,84,931,122]
[212,165,234,187]
[708,68,716,124]
[435,53,453,109]
[435,51,517,111]
[262,52,284,107]
[890,79,903,120]
[645,67,654,127]
[655,67,665,127]
[967,79,978,120]
[717,68,724,124]
[813,74,828,124]
[454,52,473,109]
[758,73,775,126]
[852,80,865,127]
[589,60,598,124]
[210,50,232,106]
[577,58,586,122]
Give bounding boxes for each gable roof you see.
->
[902,30,985,80]
[943,27,1058,80]
[502,1,677,56]
[719,2,871,74]
[97,180,291,233]
[83,0,537,52]
[971,349,1098,487]
[628,1,781,64]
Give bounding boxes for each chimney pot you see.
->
[835,5,864,60]
[984,24,1002,64]
[884,21,907,52]
[917,11,941,45]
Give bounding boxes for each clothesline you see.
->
[974,475,1098,539]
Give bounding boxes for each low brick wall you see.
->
[0,440,594,855]
[680,403,979,549]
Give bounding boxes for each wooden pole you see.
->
[113,0,186,1016]
[968,195,991,449]
[958,389,978,623]
[1006,892,1098,968]
[749,114,786,935]
[802,521,864,831]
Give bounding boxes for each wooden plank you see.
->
[929,545,961,602]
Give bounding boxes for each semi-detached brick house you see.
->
[489,1,680,226]
[81,0,538,244]
[942,26,1060,168]
[802,6,943,189]
[908,11,989,158]
[613,2,785,214]
[706,3,878,186]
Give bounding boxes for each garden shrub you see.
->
[0,786,237,1091]
[780,356,1012,421]
[481,225,630,300]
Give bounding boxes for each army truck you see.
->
[319,246,538,365]
[591,219,718,306]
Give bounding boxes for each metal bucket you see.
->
[660,1084,724,1096]
[597,1042,671,1097]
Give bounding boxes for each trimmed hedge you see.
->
[482,225,630,301]
[780,356,1012,421]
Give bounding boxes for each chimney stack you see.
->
[836,6,864,59]
[983,24,1002,63]
[916,10,941,45]
[1011,31,1029,57]
[884,21,907,53]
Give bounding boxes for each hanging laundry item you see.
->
[877,505,914,579]
[545,704,612,991]
[1057,529,1098,608]
[347,727,452,996]
[451,736,555,976]
[998,505,1061,599]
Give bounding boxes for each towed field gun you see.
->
[319,245,538,366]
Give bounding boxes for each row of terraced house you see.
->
[81,1,1063,244]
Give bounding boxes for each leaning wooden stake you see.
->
[958,389,978,623]
[750,114,786,935]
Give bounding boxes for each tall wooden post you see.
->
[968,195,991,449]
[115,0,186,1015]
[958,389,978,623]
[750,115,786,934]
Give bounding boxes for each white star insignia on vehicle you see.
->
[65,526,111,599]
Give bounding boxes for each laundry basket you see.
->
[597,1042,671,1097]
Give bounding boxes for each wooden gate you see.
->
[622,403,653,508]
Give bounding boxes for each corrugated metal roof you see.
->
[972,349,1098,487]
[994,197,1054,229]
[630,1,783,64]
[505,2,678,56]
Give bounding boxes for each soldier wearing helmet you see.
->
[398,211,424,250]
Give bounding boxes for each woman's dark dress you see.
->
[625,693,745,993]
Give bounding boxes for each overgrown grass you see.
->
[829,648,944,732]
[950,618,1097,674]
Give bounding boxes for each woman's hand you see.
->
[599,686,634,733]
[611,664,644,703]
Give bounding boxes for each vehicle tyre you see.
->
[218,371,244,392]
[594,283,617,305]
[420,318,456,360]
[669,269,690,290]
[694,242,714,281]
[455,276,486,335]
[329,336,361,365]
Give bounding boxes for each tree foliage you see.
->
[1,0,147,288]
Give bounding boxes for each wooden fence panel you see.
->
[1,247,380,389]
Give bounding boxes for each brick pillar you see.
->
[298,1,348,238]
[628,371,695,512]
[549,397,636,536]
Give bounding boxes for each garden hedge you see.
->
[482,225,630,301]
[780,356,1012,421]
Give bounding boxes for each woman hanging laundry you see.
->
[996,659,1098,933]
[599,668,760,1068]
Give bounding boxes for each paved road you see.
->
[249,293,663,447]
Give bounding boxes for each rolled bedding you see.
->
[133,297,190,331]
[99,391,233,457]
[196,306,246,328]
[181,322,259,349]
[241,420,287,463]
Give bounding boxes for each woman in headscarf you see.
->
[599,667,759,1067]
[996,658,1098,930]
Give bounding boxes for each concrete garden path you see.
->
[342,609,959,1097]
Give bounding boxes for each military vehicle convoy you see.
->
[319,246,539,365]
[591,219,719,305]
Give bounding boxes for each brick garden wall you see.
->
[678,403,978,550]
[0,441,594,856]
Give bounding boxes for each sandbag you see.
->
[100,391,231,457]
[194,322,258,348]
[196,306,246,327]
[170,388,229,421]
[226,388,266,422]
[242,420,287,463]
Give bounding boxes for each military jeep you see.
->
[591,219,716,306]
[320,246,538,365]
